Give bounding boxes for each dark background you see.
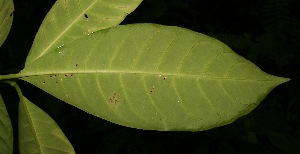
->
[0,0,299,153]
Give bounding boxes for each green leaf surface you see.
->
[0,94,13,154]
[25,0,142,66]
[17,86,75,153]
[20,24,289,131]
[0,0,14,47]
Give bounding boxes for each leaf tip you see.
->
[275,76,291,85]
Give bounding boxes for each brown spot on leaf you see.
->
[108,93,118,104]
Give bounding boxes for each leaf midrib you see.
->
[19,70,283,82]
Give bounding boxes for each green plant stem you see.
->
[2,80,22,97]
[0,74,23,80]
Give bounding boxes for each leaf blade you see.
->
[17,88,75,153]
[20,24,289,131]
[0,94,13,154]
[0,0,14,47]
[25,0,142,65]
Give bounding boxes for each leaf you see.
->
[0,94,13,154]
[19,24,290,131]
[16,86,75,153]
[25,0,142,66]
[0,0,14,47]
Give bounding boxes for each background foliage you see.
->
[0,0,299,153]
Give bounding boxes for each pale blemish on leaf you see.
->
[83,29,94,35]
[57,44,64,49]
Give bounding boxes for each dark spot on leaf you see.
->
[84,14,88,18]
[56,82,58,84]
[149,86,155,94]
[49,74,57,77]
[43,82,45,84]
[70,74,73,76]
[163,77,167,80]
[75,64,78,66]
[64,74,68,77]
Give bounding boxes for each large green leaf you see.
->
[0,94,13,154]
[0,0,14,47]
[19,24,289,131]
[25,0,142,65]
[16,86,75,153]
